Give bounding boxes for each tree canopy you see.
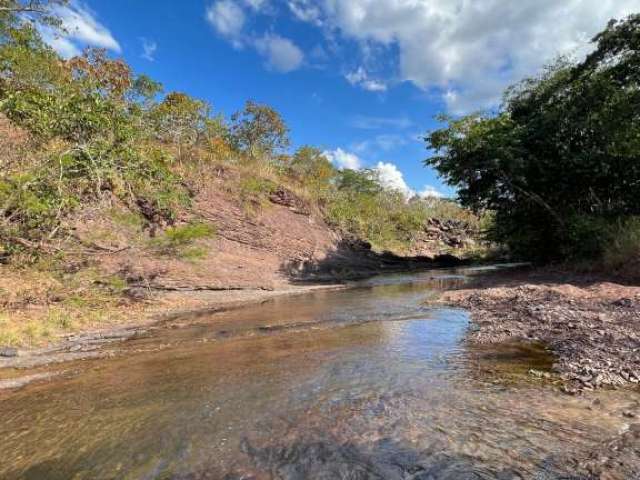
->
[425,14,640,260]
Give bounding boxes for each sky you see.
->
[40,0,639,198]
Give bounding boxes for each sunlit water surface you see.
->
[0,269,634,479]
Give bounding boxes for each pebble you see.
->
[0,347,18,358]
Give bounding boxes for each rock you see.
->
[125,287,151,301]
[0,347,18,357]
[613,298,633,307]
[623,411,637,419]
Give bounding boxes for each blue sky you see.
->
[42,0,638,198]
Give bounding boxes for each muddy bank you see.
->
[439,268,640,392]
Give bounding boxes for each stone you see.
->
[0,347,18,358]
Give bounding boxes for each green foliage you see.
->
[288,146,336,198]
[426,14,640,261]
[325,169,476,252]
[149,221,216,257]
[149,91,210,160]
[231,100,289,158]
[0,4,482,264]
[602,217,640,271]
[0,25,190,252]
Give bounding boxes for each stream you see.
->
[0,268,633,479]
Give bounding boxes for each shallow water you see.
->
[0,268,634,479]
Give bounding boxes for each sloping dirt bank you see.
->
[440,268,640,393]
[0,175,473,374]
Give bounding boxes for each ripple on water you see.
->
[0,269,635,479]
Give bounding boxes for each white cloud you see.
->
[244,0,268,11]
[323,148,362,170]
[345,66,387,92]
[295,1,637,113]
[255,34,304,72]
[205,2,304,73]
[41,3,120,58]
[374,161,414,198]
[419,185,445,199]
[353,134,407,154]
[140,38,157,62]
[350,115,412,130]
[288,0,323,25]
[206,0,246,44]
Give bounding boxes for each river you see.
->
[0,268,632,479]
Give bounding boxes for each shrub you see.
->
[149,221,216,257]
[603,217,640,272]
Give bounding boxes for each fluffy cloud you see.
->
[206,1,304,72]
[41,3,120,58]
[374,162,414,197]
[345,67,387,92]
[140,38,157,62]
[295,1,637,112]
[255,34,304,72]
[323,148,362,170]
[206,0,246,45]
[324,153,443,200]
[419,185,445,199]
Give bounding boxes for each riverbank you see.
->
[439,267,640,393]
[0,282,346,376]
[436,268,640,478]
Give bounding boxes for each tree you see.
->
[289,146,336,197]
[336,168,382,197]
[230,100,289,158]
[150,91,209,161]
[425,14,640,260]
[0,1,67,20]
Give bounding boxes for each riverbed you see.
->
[0,268,636,479]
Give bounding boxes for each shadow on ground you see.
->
[281,238,470,283]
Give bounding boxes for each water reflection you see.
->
[0,269,632,479]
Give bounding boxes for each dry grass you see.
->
[0,265,139,347]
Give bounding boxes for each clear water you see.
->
[0,269,633,479]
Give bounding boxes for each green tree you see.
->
[230,100,289,158]
[289,146,336,196]
[150,91,209,161]
[0,0,68,34]
[425,14,640,260]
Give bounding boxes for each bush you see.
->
[603,217,640,272]
[149,221,216,257]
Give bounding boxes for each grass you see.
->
[148,220,216,258]
[0,265,132,347]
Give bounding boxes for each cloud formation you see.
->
[419,185,444,199]
[350,115,412,130]
[206,0,304,72]
[293,1,637,112]
[374,162,414,197]
[206,0,246,47]
[255,34,304,72]
[140,38,157,61]
[41,3,121,58]
[345,67,387,92]
[323,148,362,170]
